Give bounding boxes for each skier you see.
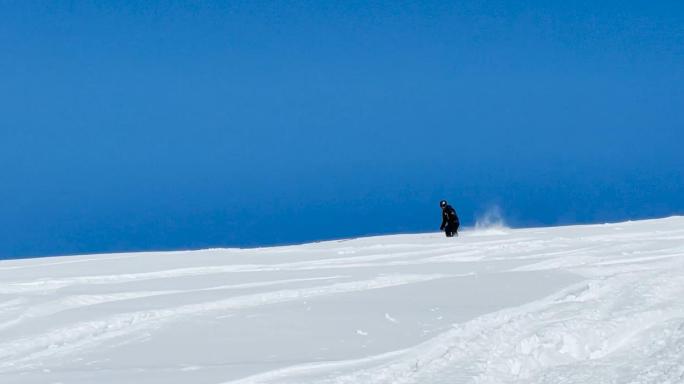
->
[439,200,460,237]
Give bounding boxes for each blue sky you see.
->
[1,1,683,258]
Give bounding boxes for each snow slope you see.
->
[1,217,683,383]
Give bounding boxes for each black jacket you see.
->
[440,205,459,229]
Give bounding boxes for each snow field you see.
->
[0,217,682,383]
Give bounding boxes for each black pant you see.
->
[444,221,460,237]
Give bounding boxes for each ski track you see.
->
[221,217,684,384]
[0,274,448,373]
[0,276,348,332]
[0,217,683,383]
[0,247,476,295]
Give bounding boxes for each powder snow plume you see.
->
[475,205,507,230]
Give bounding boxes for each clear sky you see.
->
[1,1,683,259]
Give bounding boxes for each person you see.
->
[439,200,460,237]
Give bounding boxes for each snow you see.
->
[1,217,683,383]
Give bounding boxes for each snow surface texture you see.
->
[1,217,683,383]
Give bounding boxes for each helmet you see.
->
[439,200,447,208]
